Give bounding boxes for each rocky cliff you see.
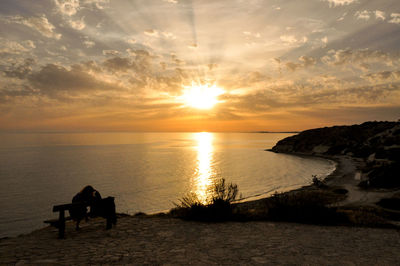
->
[271,121,400,188]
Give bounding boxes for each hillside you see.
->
[271,121,400,188]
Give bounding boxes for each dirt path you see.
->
[1,215,399,265]
[325,156,398,207]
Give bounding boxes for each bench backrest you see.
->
[52,197,115,212]
[53,202,89,212]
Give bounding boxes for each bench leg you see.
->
[106,217,112,229]
[58,210,65,239]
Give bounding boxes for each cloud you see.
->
[144,29,159,37]
[354,10,387,22]
[321,48,394,70]
[67,17,86,30]
[280,35,307,46]
[299,56,317,67]
[102,50,120,56]
[337,12,347,21]
[83,0,109,9]
[0,38,30,54]
[102,57,134,73]
[285,62,301,72]
[126,38,137,45]
[162,31,176,40]
[374,10,386,21]
[163,0,178,3]
[22,40,36,49]
[364,70,400,83]
[3,15,61,39]
[355,10,370,20]
[388,13,400,24]
[27,63,124,97]
[3,58,35,79]
[54,0,80,16]
[83,39,95,48]
[323,0,358,8]
[243,31,261,38]
[285,56,316,71]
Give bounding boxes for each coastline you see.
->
[1,153,400,264]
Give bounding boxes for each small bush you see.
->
[171,178,240,221]
[265,190,347,224]
[337,206,393,227]
[212,178,239,204]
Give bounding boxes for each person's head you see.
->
[80,185,94,195]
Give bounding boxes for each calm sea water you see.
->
[0,132,335,237]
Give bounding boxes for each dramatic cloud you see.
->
[0,0,399,131]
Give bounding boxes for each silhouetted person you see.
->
[69,185,116,230]
[69,185,102,230]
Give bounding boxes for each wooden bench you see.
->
[44,197,116,238]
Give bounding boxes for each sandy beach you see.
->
[1,154,400,265]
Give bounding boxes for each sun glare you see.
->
[182,83,225,109]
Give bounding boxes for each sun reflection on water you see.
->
[193,132,214,203]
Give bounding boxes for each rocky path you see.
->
[1,215,399,265]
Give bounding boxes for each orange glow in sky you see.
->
[0,0,399,132]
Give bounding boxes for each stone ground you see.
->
[1,215,400,265]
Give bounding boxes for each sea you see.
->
[0,132,336,238]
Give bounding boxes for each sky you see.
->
[0,0,400,132]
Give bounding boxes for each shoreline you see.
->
[1,153,400,264]
[0,152,380,240]
[3,151,395,241]
[233,151,400,228]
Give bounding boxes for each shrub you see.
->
[265,190,347,224]
[212,178,239,204]
[171,178,241,221]
[312,175,327,188]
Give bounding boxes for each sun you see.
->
[181,83,225,109]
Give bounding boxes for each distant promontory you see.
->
[271,121,400,188]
